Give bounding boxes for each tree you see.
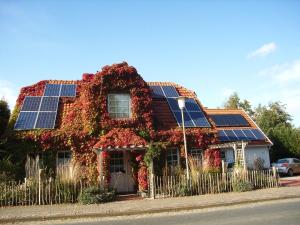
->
[0,99,10,136]
[223,93,254,117]
[254,102,300,161]
[223,92,240,109]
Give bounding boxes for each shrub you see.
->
[78,186,115,204]
[253,157,265,170]
[232,180,254,192]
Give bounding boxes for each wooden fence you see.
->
[151,169,279,198]
[0,178,90,207]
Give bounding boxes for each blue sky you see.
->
[1,0,300,126]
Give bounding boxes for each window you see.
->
[108,94,131,119]
[110,151,125,173]
[293,159,300,163]
[57,151,72,168]
[166,149,179,167]
[189,149,203,167]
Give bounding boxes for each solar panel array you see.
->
[44,84,77,97]
[210,114,249,127]
[218,129,266,142]
[150,85,211,128]
[15,83,77,130]
[14,96,59,130]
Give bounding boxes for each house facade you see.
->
[11,62,272,193]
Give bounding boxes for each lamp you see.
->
[177,96,190,181]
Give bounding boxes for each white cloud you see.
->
[0,80,18,110]
[256,59,300,126]
[258,59,300,84]
[247,42,277,58]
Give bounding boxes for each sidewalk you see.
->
[1,186,300,223]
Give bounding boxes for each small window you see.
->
[293,159,300,163]
[110,151,124,173]
[277,159,289,163]
[166,149,179,167]
[57,151,72,168]
[189,149,203,166]
[108,94,131,119]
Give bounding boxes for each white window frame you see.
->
[56,151,72,169]
[110,151,125,173]
[189,149,203,166]
[107,93,131,119]
[166,148,180,167]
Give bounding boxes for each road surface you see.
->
[21,198,300,225]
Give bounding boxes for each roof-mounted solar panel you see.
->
[21,97,42,111]
[233,129,249,141]
[60,84,76,97]
[14,112,38,130]
[210,114,249,127]
[40,97,59,112]
[166,98,180,111]
[250,129,265,140]
[224,130,239,141]
[185,99,202,112]
[40,97,59,111]
[218,130,230,141]
[218,129,267,142]
[162,86,179,98]
[173,111,195,127]
[44,84,61,96]
[150,86,165,98]
[189,111,211,127]
[35,112,57,129]
[242,129,256,140]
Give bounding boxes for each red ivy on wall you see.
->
[10,62,217,185]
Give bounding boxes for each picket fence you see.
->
[151,169,279,198]
[0,178,90,207]
[1,169,279,206]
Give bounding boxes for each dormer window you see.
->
[108,94,131,119]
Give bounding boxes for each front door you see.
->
[109,151,135,193]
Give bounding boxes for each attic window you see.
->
[108,94,131,119]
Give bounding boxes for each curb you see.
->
[1,195,300,224]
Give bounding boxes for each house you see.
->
[11,62,272,193]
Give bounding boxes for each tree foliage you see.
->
[223,92,254,117]
[254,102,300,161]
[0,99,10,137]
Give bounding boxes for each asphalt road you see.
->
[31,198,300,225]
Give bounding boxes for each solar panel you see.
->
[218,129,266,142]
[210,114,249,127]
[185,99,201,112]
[250,129,265,140]
[44,84,61,96]
[233,129,248,141]
[162,86,179,98]
[14,112,38,130]
[218,130,230,141]
[224,130,239,141]
[166,98,180,111]
[189,112,211,127]
[40,97,59,111]
[173,111,195,127]
[60,84,76,97]
[21,97,41,111]
[242,129,256,140]
[35,112,57,129]
[150,86,165,98]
